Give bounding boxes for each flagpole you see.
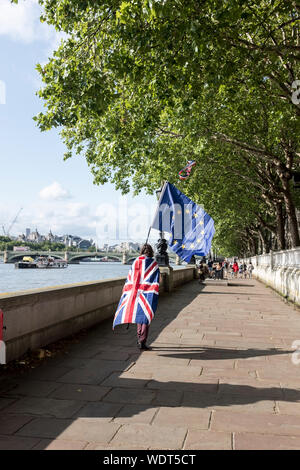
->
[145,180,168,245]
[145,226,151,245]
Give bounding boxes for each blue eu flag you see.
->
[151,182,215,262]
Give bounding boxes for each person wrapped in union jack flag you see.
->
[113,244,160,350]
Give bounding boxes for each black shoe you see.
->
[139,342,151,351]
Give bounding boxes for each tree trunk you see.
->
[275,202,286,250]
[258,228,268,253]
[277,150,300,247]
[248,235,256,256]
[282,184,300,247]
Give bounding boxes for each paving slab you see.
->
[152,406,211,429]
[113,405,158,425]
[16,417,73,439]
[5,380,61,398]
[102,387,156,405]
[0,435,40,450]
[74,402,122,419]
[101,372,150,389]
[146,377,218,393]
[151,389,183,407]
[234,432,300,450]
[0,397,18,411]
[0,414,34,435]
[184,430,232,450]
[276,401,300,416]
[32,439,88,450]
[4,397,85,418]
[49,384,111,402]
[1,278,300,450]
[56,368,112,385]
[109,423,187,449]
[211,410,300,435]
[25,364,73,381]
[56,419,120,444]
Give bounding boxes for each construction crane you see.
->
[2,208,23,237]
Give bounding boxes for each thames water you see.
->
[0,262,132,294]
[0,261,181,294]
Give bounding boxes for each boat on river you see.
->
[15,256,68,269]
[15,256,37,269]
[35,256,68,269]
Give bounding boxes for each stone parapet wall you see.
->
[172,266,197,288]
[240,248,300,306]
[252,265,300,306]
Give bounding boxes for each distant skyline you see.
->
[0,0,159,245]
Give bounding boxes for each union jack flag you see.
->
[113,256,160,329]
[178,160,196,180]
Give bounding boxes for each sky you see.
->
[0,0,159,246]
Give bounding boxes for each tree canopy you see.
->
[13,0,300,256]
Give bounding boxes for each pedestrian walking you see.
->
[113,243,160,351]
[238,263,244,279]
[232,261,239,278]
[198,260,209,284]
[207,259,213,278]
[224,260,229,277]
[248,261,254,279]
[215,262,224,279]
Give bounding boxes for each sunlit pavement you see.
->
[1,278,300,450]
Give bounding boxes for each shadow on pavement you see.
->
[155,347,292,360]
[0,280,298,449]
[200,291,264,295]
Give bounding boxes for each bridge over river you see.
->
[0,250,178,265]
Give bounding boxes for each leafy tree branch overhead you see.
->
[12,0,300,255]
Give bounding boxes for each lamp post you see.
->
[293,171,300,189]
[77,239,85,252]
[154,184,169,267]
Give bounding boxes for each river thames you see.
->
[0,262,133,294]
[0,261,180,294]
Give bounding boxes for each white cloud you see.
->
[65,202,89,218]
[0,0,40,43]
[7,201,94,239]
[39,182,72,201]
[0,196,157,243]
[0,0,64,45]
[0,0,67,91]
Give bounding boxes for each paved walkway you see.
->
[1,279,300,450]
